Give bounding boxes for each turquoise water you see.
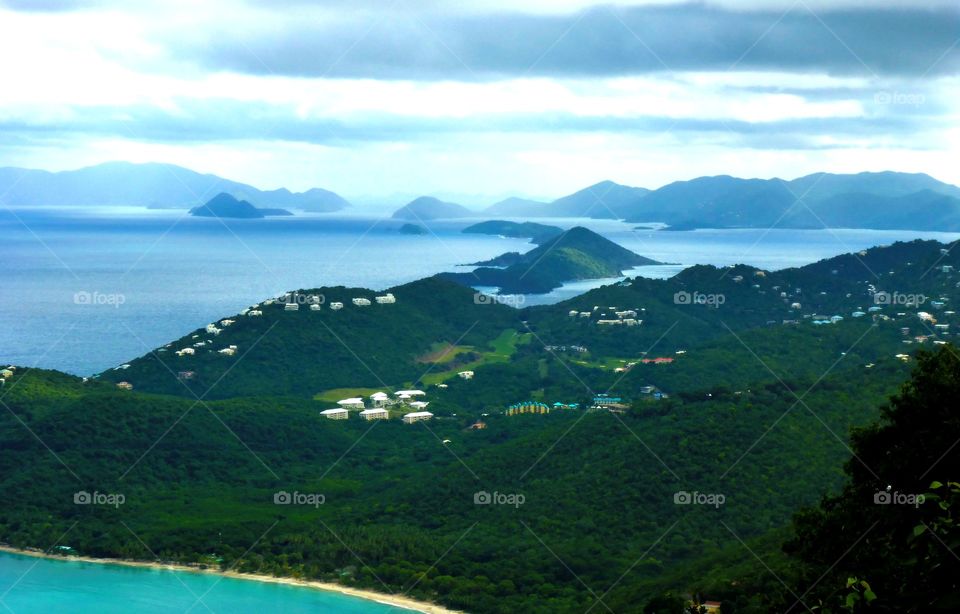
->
[0,552,414,613]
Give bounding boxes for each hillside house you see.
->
[352,298,372,306]
[568,310,579,317]
[458,371,474,379]
[205,324,221,335]
[321,408,349,420]
[370,392,390,407]
[247,310,262,316]
[360,408,389,421]
[218,347,236,356]
[375,293,396,304]
[330,302,344,310]
[409,401,430,410]
[175,348,196,356]
[469,421,487,430]
[116,381,133,390]
[284,303,299,311]
[402,411,433,424]
[395,390,426,397]
[220,319,234,326]
[337,398,365,410]
[177,371,195,380]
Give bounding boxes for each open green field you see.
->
[420,329,531,386]
[312,387,385,403]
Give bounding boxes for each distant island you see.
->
[189,193,293,219]
[445,226,663,293]
[391,196,474,220]
[0,161,351,212]
[398,223,427,235]
[462,220,563,244]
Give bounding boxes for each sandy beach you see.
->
[0,545,461,613]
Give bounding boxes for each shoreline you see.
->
[0,545,460,613]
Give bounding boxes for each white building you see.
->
[337,398,365,410]
[330,302,344,310]
[402,411,434,424]
[321,408,349,420]
[248,310,263,316]
[352,298,372,306]
[218,347,236,356]
[370,392,390,407]
[409,401,430,410]
[375,293,396,304]
[395,390,426,397]
[310,304,322,311]
[205,324,221,335]
[458,371,474,379]
[284,303,299,311]
[176,348,196,356]
[360,408,389,421]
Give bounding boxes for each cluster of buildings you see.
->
[569,305,642,326]
[543,344,588,353]
[319,388,433,423]
[506,401,551,416]
[0,366,15,386]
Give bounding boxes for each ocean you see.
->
[2,207,958,376]
[0,552,413,613]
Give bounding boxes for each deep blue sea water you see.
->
[0,552,412,613]
[2,207,958,375]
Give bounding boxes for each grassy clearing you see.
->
[419,329,530,386]
[313,387,385,403]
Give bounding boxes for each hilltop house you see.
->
[220,319,234,326]
[247,310,262,316]
[175,348,196,356]
[330,302,344,310]
[321,408,349,420]
[352,298,372,306]
[375,293,396,304]
[337,398,365,410]
[402,411,433,424]
[116,381,133,390]
[360,408,389,421]
[395,390,426,398]
[205,324,221,335]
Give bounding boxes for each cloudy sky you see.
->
[0,0,958,202]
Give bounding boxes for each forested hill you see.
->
[98,276,516,399]
[100,238,960,400]
[445,226,664,293]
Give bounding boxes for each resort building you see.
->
[360,408,389,421]
[402,411,434,424]
[506,401,550,416]
[321,408,349,420]
[408,401,430,410]
[395,390,426,397]
[247,310,262,316]
[369,392,390,407]
[337,398,365,410]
